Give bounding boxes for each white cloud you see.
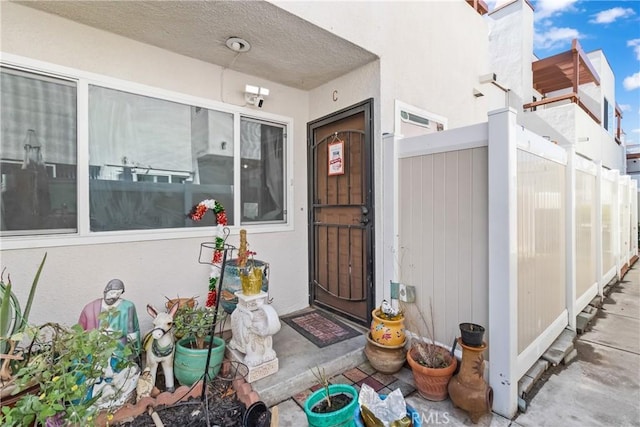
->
[632,128,640,134]
[624,72,640,91]
[589,7,636,24]
[534,27,581,50]
[534,0,578,20]
[628,39,640,61]
[620,104,632,112]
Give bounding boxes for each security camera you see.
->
[245,93,265,108]
[245,85,269,108]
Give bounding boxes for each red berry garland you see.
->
[187,199,227,307]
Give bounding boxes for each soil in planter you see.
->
[117,376,245,427]
[311,393,354,413]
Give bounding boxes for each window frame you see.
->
[0,53,294,250]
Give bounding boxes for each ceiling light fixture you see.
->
[226,37,251,53]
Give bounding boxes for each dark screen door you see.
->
[307,99,374,325]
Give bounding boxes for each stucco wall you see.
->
[273,0,491,132]
[487,0,534,107]
[0,2,311,331]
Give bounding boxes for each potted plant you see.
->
[365,299,407,374]
[459,322,485,347]
[404,301,457,401]
[303,367,358,427]
[0,318,136,427]
[173,302,226,386]
[0,253,47,387]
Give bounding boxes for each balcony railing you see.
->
[523,93,600,125]
[524,39,624,146]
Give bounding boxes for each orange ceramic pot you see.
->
[370,308,406,347]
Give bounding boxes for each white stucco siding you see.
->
[273,0,491,132]
[487,0,534,106]
[0,2,311,330]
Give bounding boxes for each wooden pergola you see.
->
[466,0,489,15]
[524,39,602,125]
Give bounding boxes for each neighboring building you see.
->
[486,0,626,171]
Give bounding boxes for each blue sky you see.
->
[490,0,640,146]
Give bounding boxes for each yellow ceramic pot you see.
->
[370,308,406,346]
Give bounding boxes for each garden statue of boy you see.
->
[78,278,141,355]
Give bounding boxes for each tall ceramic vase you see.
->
[448,338,493,423]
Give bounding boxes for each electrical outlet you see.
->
[399,284,416,303]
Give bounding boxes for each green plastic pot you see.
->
[304,384,358,427]
[174,336,225,386]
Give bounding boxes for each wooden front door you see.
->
[308,99,374,325]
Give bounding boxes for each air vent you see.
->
[400,110,430,128]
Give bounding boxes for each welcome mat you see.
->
[281,309,361,348]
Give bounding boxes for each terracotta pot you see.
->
[165,297,196,311]
[370,309,406,347]
[448,338,493,423]
[406,344,457,401]
[363,332,406,374]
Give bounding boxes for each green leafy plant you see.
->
[0,252,47,384]
[0,316,135,427]
[173,303,226,349]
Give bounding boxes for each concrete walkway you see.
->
[260,267,640,426]
[515,266,640,427]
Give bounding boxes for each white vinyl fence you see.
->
[386,107,638,419]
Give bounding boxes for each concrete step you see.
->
[251,319,367,407]
[518,359,549,398]
[576,305,598,334]
[541,328,576,366]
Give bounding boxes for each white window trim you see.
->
[394,100,448,139]
[0,52,294,250]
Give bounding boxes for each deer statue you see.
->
[144,303,179,392]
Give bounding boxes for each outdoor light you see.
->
[245,84,269,108]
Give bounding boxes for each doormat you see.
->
[281,310,361,348]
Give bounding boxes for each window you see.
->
[0,67,77,236]
[88,86,236,231]
[240,118,285,223]
[1,63,289,239]
[603,97,613,137]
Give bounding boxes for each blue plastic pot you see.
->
[304,384,358,427]
[354,394,422,427]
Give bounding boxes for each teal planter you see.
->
[304,384,358,427]
[174,336,225,386]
